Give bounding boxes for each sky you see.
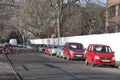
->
[103,0,106,3]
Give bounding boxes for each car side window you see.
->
[88,45,92,51]
[64,44,67,49]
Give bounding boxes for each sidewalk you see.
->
[0,54,17,80]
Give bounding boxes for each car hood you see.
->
[72,50,85,54]
[95,52,114,58]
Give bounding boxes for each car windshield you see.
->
[69,43,83,50]
[94,45,112,53]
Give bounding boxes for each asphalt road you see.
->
[7,48,120,80]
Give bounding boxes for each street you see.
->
[6,48,120,80]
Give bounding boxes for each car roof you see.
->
[89,44,109,46]
[3,43,11,46]
[66,42,82,44]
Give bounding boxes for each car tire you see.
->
[56,54,59,57]
[92,61,96,67]
[111,65,116,68]
[67,55,71,61]
[85,59,89,65]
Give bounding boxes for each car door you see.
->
[64,43,69,58]
[86,45,93,63]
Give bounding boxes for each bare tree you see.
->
[47,0,105,37]
[17,0,52,38]
[62,0,106,36]
[9,0,106,41]
[0,0,17,40]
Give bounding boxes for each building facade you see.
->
[106,0,120,33]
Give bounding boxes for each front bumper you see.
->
[94,59,116,65]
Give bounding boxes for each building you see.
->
[106,0,120,33]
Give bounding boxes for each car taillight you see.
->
[95,56,100,59]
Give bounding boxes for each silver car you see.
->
[49,45,58,56]
[56,45,64,58]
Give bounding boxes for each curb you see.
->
[4,54,23,80]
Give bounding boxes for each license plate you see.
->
[102,60,110,62]
[76,55,82,57]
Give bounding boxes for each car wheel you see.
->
[67,55,71,61]
[111,65,116,68]
[56,54,59,57]
[92,61,96,67]
[85,59,89,65]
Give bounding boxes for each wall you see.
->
[30,33,120,61]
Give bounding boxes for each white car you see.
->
[56,45,64,58]
[49,46,58,56]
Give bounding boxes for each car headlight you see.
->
[70,50,74,54]
[112,57,116,60]
[69,50,75,56]
[95,56,100,59]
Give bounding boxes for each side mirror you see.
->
[112,51,115,54]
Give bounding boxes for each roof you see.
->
[65,42,83,44]
[89,44,109,46]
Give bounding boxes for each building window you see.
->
[108,5,116,18]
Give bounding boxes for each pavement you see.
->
[0,48,17,80]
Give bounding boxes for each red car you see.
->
[3,43,18,54]
[63,42,85,60]
[85,44,116,67]
[44,44,53,55]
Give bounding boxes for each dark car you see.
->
[38,44,46,53]
[33,44,41,52]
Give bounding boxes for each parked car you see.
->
[85,44,116,67]
[63,42,85,60]
[38,44,46,53]
[33,44,41,52]
[49,45,58,56]
[3,43,18,54]
[44,44,53,55]
[56,45,64,58]
[26,43,34,49]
